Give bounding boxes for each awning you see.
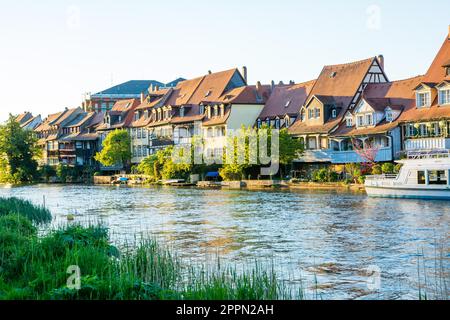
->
[205,172,220,178]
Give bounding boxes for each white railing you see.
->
[407,149,450,159]
[405,137,450,151]
[366,174,398,180]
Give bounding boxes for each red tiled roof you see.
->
[289,57,377,135]
[258,81,316,119]
[165,77,204,106]
[187,69,240,105]
[422,35,450,83]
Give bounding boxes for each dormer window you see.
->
[275,118,280,129]
[180,107,185,117]
[213,105,218,117]
[386,110,393,122]
[439,88,450,105]
[134,112,139,121]
[331,109,337,118]
[365,114,373,126]
[199,105,205,115]
[346,117,353,127]
[257,119,262,128]
[416,92,431,108]
[285,116,290,128]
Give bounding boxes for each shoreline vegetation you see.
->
[0,197,303,300]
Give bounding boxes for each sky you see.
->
[0,0,449,122]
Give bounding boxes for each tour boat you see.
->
[365,150,450,200]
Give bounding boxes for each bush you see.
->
[311,168,339,183]
[394,164,403,174]
[371,164,382,175]
[357,176,366,185]
[382,163,395,174]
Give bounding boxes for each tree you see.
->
[0,115,40,183]
[278,128,304,179]
[94,130,131,169]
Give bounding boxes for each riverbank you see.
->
[0,197,302,300]
[93,175,366,191]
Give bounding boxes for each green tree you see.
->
[278,128,304,179]
[0,115,40,183]
[94,130,131,169]
[381,163,395,174]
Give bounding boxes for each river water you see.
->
[0,184,448,300]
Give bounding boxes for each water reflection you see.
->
[0,184,448,300]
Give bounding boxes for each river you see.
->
[0,184,448,300]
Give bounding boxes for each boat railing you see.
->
[365,174,398,180]
[407,149,450,160]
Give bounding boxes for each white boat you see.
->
[365,150,450,200]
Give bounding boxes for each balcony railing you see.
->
[405,137,450,151]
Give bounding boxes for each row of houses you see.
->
[15,27,450,176]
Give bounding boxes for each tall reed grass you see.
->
[0,197,302,300]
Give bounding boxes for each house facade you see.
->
[288,56,389,169]
[34,107,84,166]
[398,29,450,152]
[330,76,423,163]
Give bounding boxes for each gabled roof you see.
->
[187,69,242,105]
[289,57,380,135]
[16,112,33,124]
[213,84,272,105]
[164,76,204,106]
[422,32,450,83]
[64,112,95,128]
[34,110,66,132]
[53,107,82,126]
[305,57,377,108]
[258,80,316,120]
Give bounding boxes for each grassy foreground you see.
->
[0,197,301,300]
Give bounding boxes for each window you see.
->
[285,117,290,128]
[331,109,337,118]
[419,124,428,136]
[346,117,353,127]
[315,108,320,118]
[366,114,373,126]
[266,118,270,126]
[199,105,205,115]
[213,106,218,117]
[428,170,447,185]
[357,115,364,126]
[134,113,139,121]
[143,146,148,157]
[418,171,426,185]
[416,92,430,107]
[180,107,185,117]
[406,124,415,137]
[76,142,82,149]
[308,109,313,119]
[300,109,305,121]
[257,119,262,128]
[275,118,280,129]
[386,110,393,122]
[137,146,142,157]
[142,129,147,139]
[439,89,450,105]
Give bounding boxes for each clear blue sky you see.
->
[0,0,449,121]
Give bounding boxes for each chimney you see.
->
[278,81,284,86]
[289,80,295,85]
[271,80,275,91]
[241,66,248,84]
[140,92,145,103]
[208,70,212,75]
[256,81,262,91]
[377,54,384,70]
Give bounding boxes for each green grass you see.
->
[0,197,302,300]
[0,197,51,224]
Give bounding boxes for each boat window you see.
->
[417,171,426,185]
[428,170,447,185]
